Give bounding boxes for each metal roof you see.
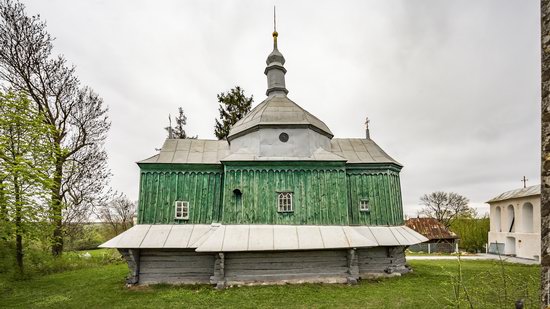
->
[487,184,540,203]
[138,139,230,164]
[99,224,428,251]
[227,94,334,140]
[405,218,458,240]
[330,138,401,165]
[138,138,399,165]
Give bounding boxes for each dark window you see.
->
[279,132,289,142]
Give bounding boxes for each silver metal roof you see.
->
[139,138,399,165]
[138,139,230,164]
[99,224,217,249]
[330,138,401,165]
[227,94,334,140]
[99,224,428,251]
[487,184,540,203]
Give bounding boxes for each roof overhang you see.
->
[100,224,428,252]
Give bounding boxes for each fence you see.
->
[408,242,458,254]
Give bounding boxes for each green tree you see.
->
[214,86,253,140]
[168,107,197,139]
[450,217,489,252]
[0,91,53,273]
[418,192,474,228]
[0,1,111,256]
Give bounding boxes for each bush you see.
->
[0,238,123,279]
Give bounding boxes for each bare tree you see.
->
[99,193,135,236]
[418,192,473,228]
[0,0,111,255]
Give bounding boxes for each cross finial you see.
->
[273,6,278,49]
[365,116,371,139]
[521,176,528,188]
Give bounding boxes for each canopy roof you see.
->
[487,184,540,203]
[227,94,334,140]
[100,224,427,252]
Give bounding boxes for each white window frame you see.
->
[175,201,189,220]
[359,199,370,212]
[277,192,293,213]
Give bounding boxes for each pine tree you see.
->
[170,107,197,139]
[214,86,253,140]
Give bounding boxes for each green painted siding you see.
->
[136,162,404,226]
[138,164,223,224]
[347,168,404,226]
[221,163,349,225]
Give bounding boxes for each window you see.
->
[279,132,289,142]
[277,192,293,212]
[175,201,189,220]
[359,199,370,212]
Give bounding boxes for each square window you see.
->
[277,192,293,212]
[359,199,370,212]
[175,201,189,220]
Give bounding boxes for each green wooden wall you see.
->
[347,165,404,226]
[136,162,404,226]
[137,164,223,224]
[221,162,350,225]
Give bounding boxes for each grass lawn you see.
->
[0,259,540,308]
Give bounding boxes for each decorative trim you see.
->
[345,163,402,173]
[139,163,223,172]
[227,123,334,141]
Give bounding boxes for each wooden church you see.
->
[101,28,427,287]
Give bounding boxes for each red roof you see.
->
[405,218,458,240]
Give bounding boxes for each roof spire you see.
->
[265,6,288,96]
[273,6,278,49]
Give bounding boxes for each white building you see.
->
[487,185,540,261]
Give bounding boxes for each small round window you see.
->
[279,132,289,143]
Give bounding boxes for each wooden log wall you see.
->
[357,246,409,277]
[138,249,215,284]
[222,250,350,284]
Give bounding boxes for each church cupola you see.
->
[265,27,288,96]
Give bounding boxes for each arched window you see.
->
[521,203,534,233]
[494,206,502,232]
[506,205,515,233]
[277,192,293,212]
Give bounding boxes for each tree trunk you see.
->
[14,174,23,273]
[51,157,64,256]
[541,1,550,307]
[0,178,7,224]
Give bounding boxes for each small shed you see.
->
[405,218,458,253]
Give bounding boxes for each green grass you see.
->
[0,260,540,308]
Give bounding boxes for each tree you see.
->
[99,193,136,237]
[542,0,550,305]
[167,107,197,139]
[450,217,489,253]
[0,91,53,273]
[214,86,253,140]
[418,191,473,228]
[0,0,111,255]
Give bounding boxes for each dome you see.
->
[227,94,333,141]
